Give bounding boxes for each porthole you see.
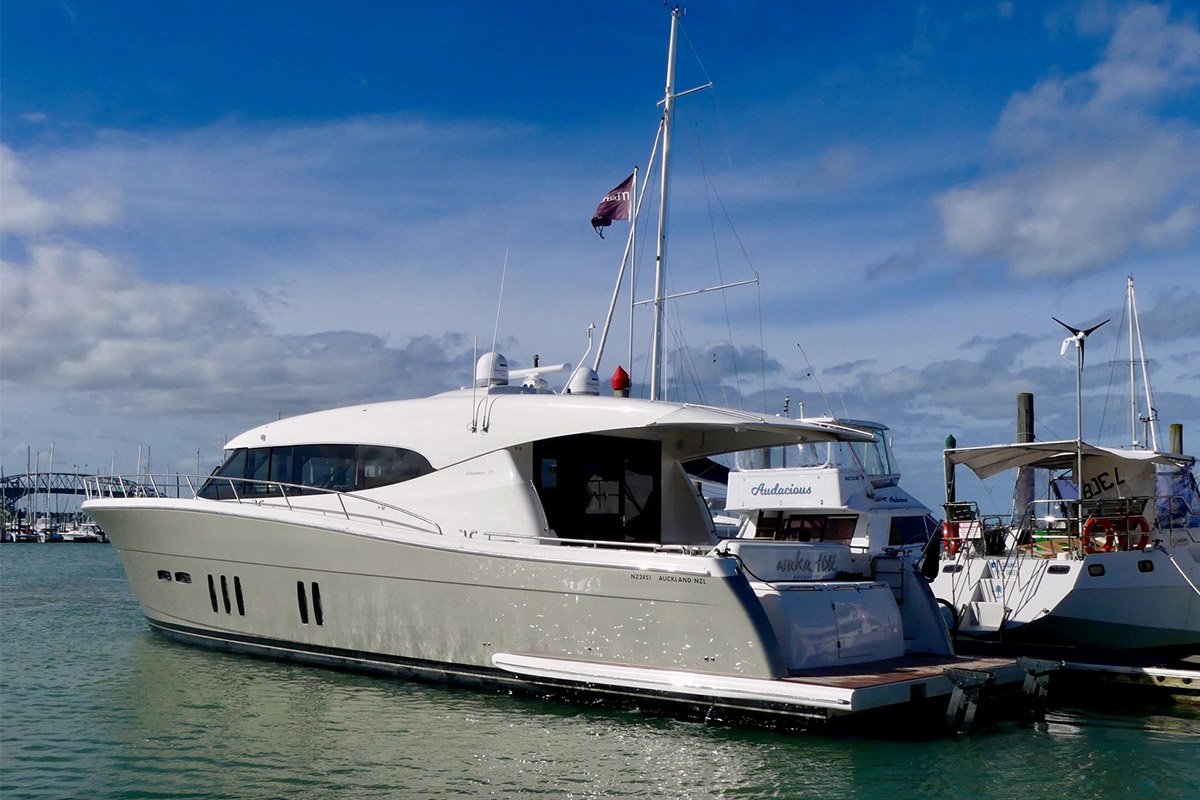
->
[157,570,172,582]
[941,564,963,574]
[1137,560,1154,573]
[1048,565,1070,575]
[1087,564,1106,577]
[175,572,192,584]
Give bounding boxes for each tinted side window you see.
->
[889,514,938,546]
[198,443,435,498]
[357,446,435,490]
[269,446,295,493]
[245,448,272,496]
[293,444,357,493]
[198,449,247,499]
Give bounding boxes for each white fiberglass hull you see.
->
[87,497,1004,726]
[932,547,1200,651]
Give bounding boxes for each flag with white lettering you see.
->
[591,173,634,238]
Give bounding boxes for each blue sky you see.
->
[2,0,1198,511]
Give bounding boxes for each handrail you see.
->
[945,493,1198,566]
[83,473,443,536]
[470,528,705,554]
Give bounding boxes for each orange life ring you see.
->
[1082,516,1115,554]
[1124,515,1150,551]
[942,520,961,556]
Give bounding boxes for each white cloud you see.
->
[0,245,474,416]
[938,3,1200,278]
[0,144,121,234]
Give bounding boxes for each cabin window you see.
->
[244,448,272,496]
[757,513,856,543]
[357,445,435,490]
[888,514,938,546]
[269,447,295,492]
[199,448,249,499]
[292,445,357,492]
[198,444,434,498]
[533,434,661,544]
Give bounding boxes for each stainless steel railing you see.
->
[83,474,442,536]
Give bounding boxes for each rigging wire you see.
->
[1096,293,1129,443]
[796,342,834,417]
[679,16,766,410]
[695,125,743,409]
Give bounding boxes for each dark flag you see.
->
[591,173,634,238]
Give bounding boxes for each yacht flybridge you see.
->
[82,7,1032,732]
[725,420,940,558]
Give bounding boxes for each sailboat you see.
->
[83,8,1031,731]
[928,277,1200,651]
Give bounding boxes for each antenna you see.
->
[470,335,479,432]
[491,249,509,363]
[563,324,597,395]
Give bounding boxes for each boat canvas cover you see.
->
[1157,464,1200,530]
[946,441,1196,507]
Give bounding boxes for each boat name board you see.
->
[776,550,840,576]
[749,482,812,496]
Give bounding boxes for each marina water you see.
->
[2,545,1197,800]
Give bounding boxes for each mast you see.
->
[1129,277,1160,451]
[1128,276,1138,448]
[650,6,681,402]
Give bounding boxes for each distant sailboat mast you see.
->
[1126,276,1159,451]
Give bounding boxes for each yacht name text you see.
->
[749,482,812,496]
[777,551,839,575]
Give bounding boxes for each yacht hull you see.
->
[88,497,1012,727]
[932,547,1200,650]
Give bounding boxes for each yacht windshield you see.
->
[735,431,895,476]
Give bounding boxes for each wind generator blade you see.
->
[1052,317,1084,337]
[1052,317,1109,365]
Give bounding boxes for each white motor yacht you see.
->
[725,420,939,561]
[82,357,1036,728]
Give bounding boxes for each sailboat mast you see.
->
[1128,276,1138,448]
[1129,277,1160,451]
[650,6,681,402]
